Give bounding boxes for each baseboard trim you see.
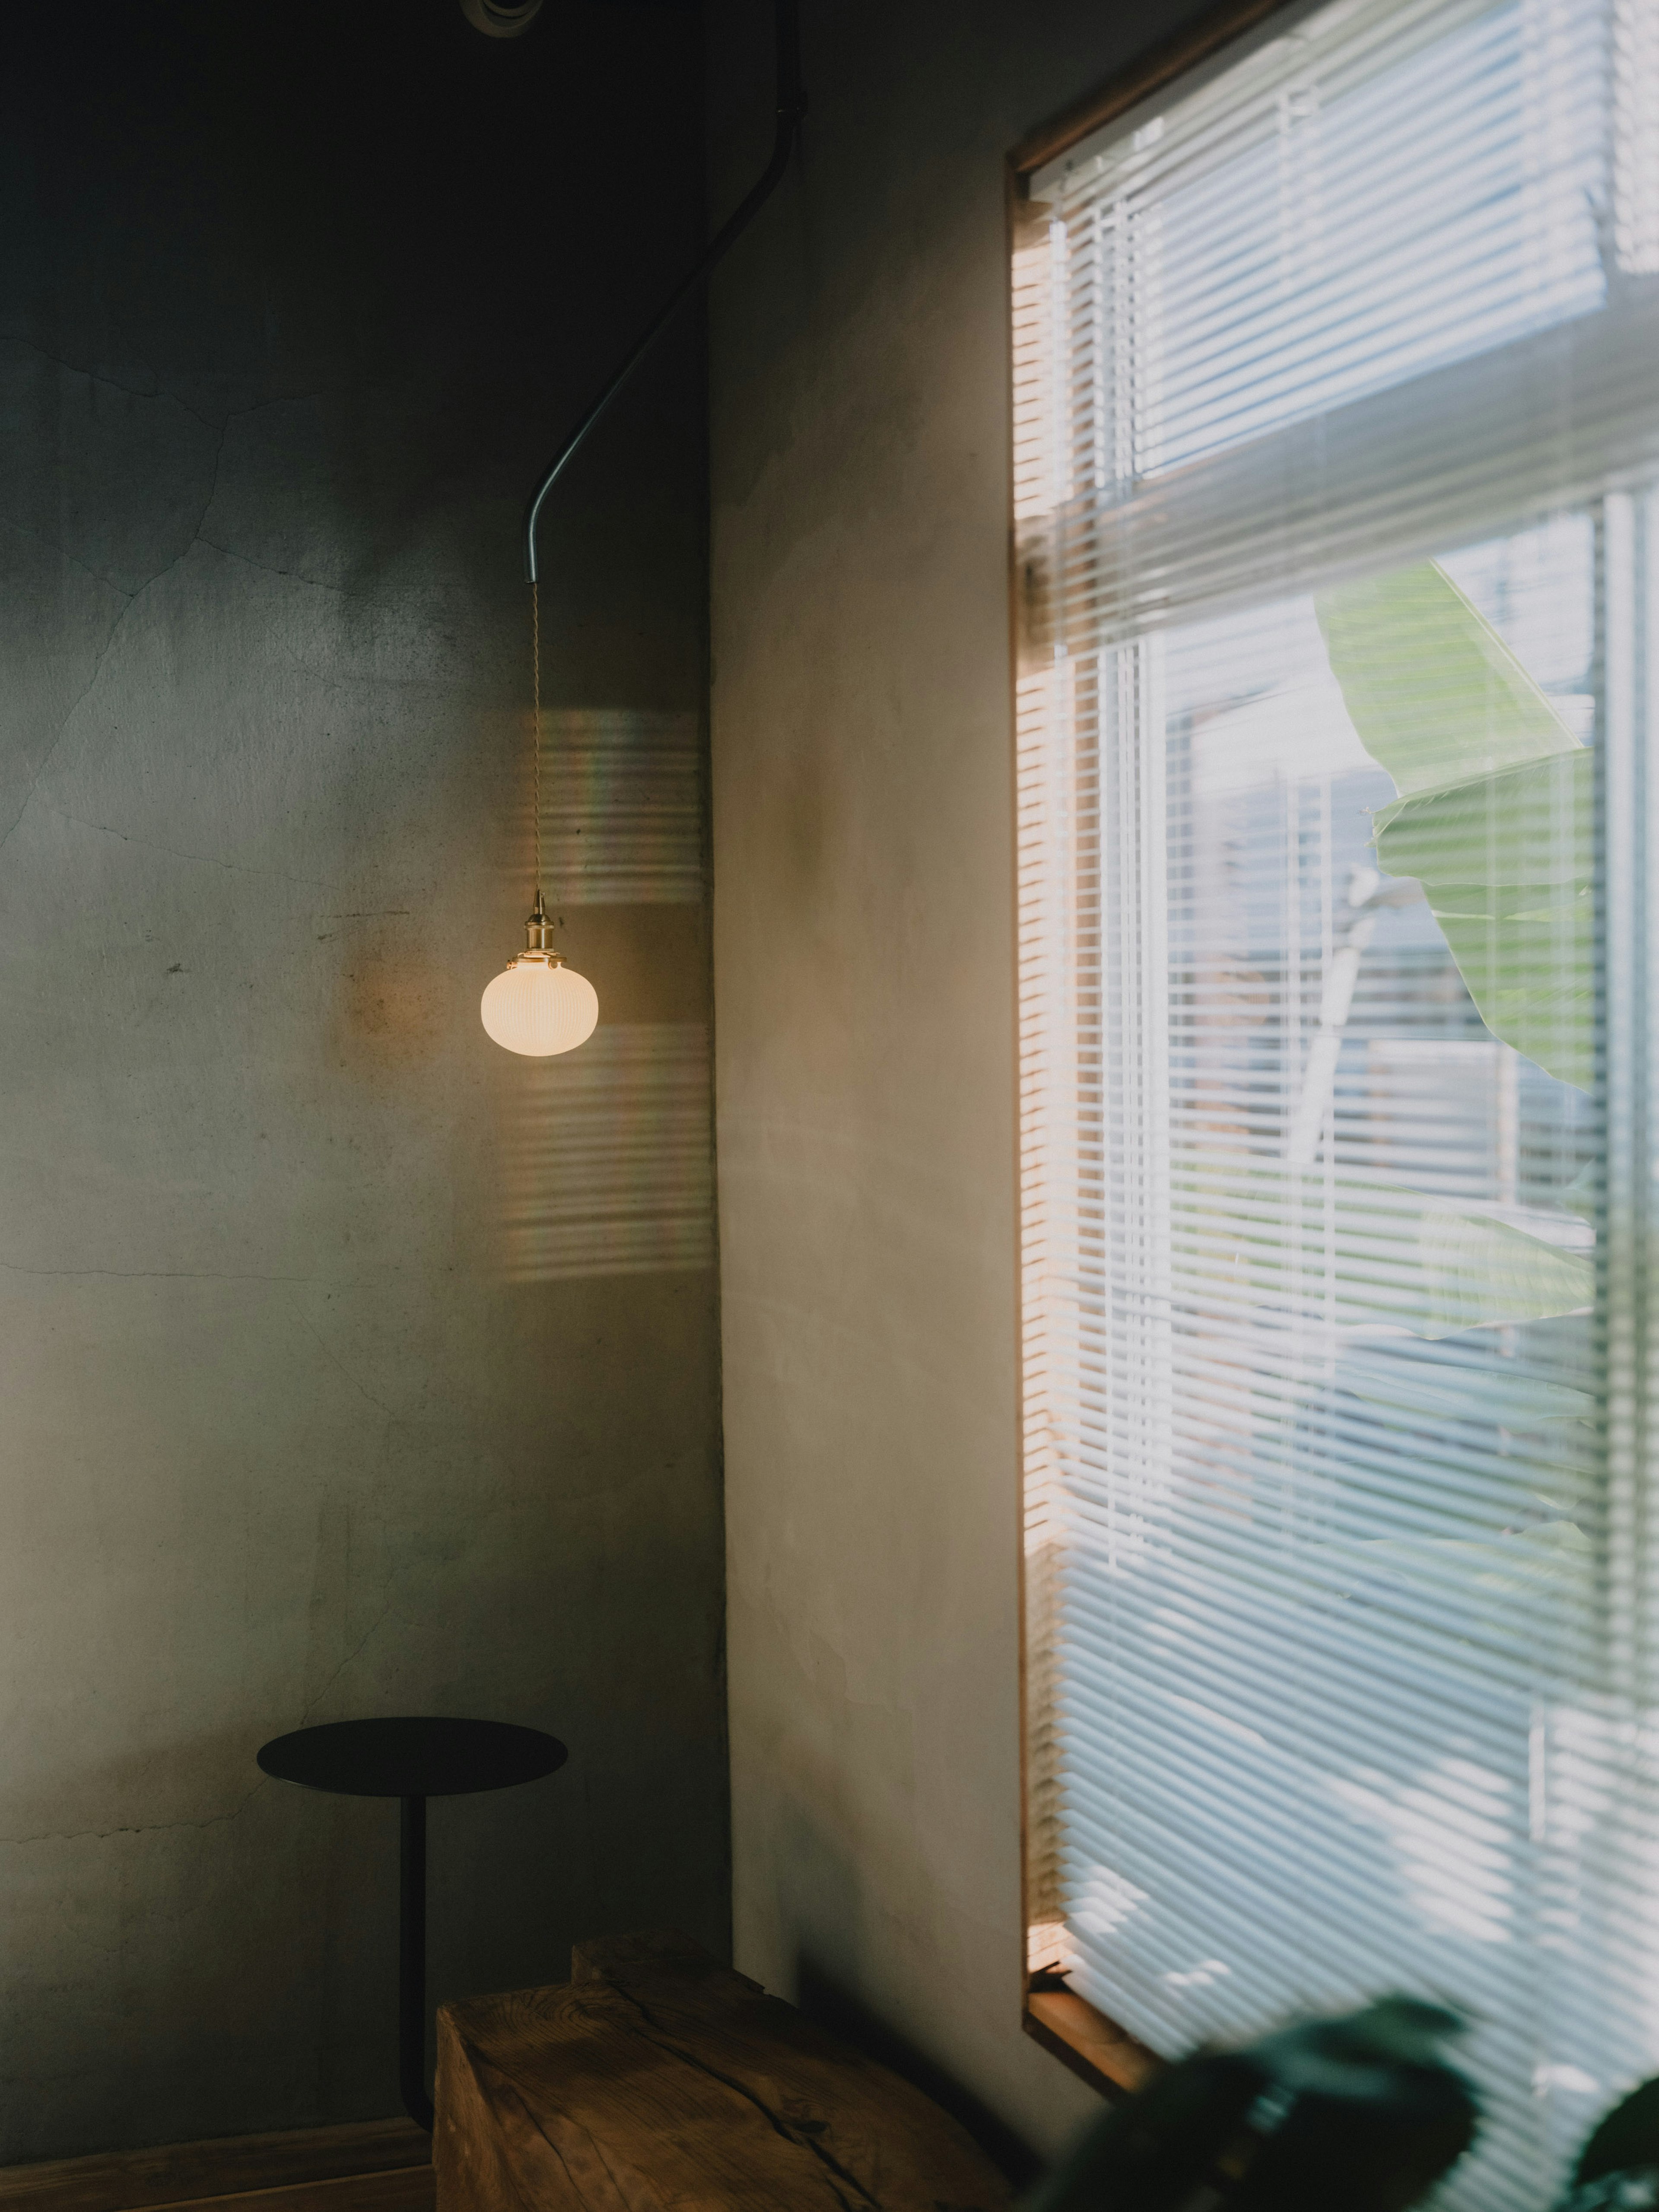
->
[0,2120,430,2212]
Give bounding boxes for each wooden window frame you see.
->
[1006,0,1305,2103]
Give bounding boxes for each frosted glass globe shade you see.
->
[480,956,599,1057]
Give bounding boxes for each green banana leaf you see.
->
[1334,1348,1594,1430]
[1316,561,1592,1089]
[1335,1349,1596,1514]
[1331,1519,1592,1631]
[1173,1166,1594,1334]
[1406,1195,1592,1336]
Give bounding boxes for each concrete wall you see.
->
[0,0,724,2160]
[706,0,1209,2159]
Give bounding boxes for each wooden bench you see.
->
[434,1932,1013,2212]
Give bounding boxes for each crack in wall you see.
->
[0,335,202,426]
[195,535,351,596]
[0,337,329,438]
[0,352,340,606]
[0,1779,271,1851]
[288,1298,400,1419]
[0,521,222,866]
[0,591,139,861]
[0,514,135,602]
[192,420,230,553]
[297,1599,396,1728]
[41,800,331,890]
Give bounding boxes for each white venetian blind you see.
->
[1014,2,1659,2205]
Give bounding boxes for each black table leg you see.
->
[399,1793,434,2132]
[257,1719,566,2134]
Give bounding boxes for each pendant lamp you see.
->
[479,585,600,1058]
[477,0,805,1056]
[479,901,600,1058]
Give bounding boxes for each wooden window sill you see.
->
[1023,1987,1161,2101]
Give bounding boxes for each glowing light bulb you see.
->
[482,895,598,1057]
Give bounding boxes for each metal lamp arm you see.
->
[521,0,805,583]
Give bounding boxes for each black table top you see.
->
[257,1716,568,1799]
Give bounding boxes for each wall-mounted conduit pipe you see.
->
[521,0,805,584]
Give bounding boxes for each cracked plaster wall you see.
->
[0,0,724,2159]
[707,0,1211,2162]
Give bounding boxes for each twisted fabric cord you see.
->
[531,582,543,898]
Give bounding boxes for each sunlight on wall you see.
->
[500,1022,714,1281]
[539,710,705,904]
[496,708,712,1280]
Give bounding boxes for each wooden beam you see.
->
[435,1933,1011,2211]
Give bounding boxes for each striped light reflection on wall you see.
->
[538,709,705,906]
[500,1023,714,1282]
[498,707,712,1279]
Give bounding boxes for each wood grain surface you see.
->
[435,1933,1011,2212]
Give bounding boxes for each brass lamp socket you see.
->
[524,893,563,962]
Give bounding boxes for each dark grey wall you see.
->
[0,0,724,2160]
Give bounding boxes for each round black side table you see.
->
[257,1716,568,2131]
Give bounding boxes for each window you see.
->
[1013,0,1659,2201]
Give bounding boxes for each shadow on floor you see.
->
[794,1953,1044,2190]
